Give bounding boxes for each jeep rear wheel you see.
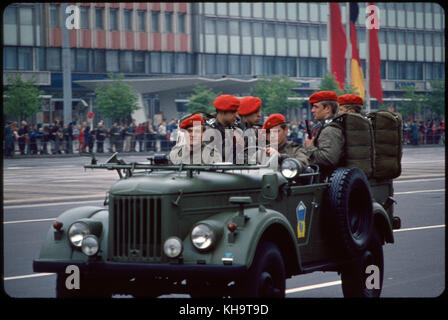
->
[237,241,285,298]
[327,167,373,256]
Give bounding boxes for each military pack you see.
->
[367,111,403,179]
[329,113,375,178]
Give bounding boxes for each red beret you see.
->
[262,114,286,130]
[338,94,364,106]
[238,96,261,116]
[213,95,240,112]
[309,91,338,104]
[180,114,205,129]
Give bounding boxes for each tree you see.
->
[319,73,360,96]
[250,75,298,114]
[4,74,43,121]
[425,80,445,119]
[396,85,425,119]
[93,73,140,123]
[186,85,219,114]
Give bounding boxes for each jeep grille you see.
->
[110,196,162,262]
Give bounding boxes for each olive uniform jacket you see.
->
[304,119,345,178]
[278,141,309,169]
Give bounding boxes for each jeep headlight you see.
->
[68,222,90,247]
[191,224,215,251]
[81,235,100,256]
[281,158,302,179]
[164,237,183,258]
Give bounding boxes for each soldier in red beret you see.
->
[169,114,220,164]
[337,94,364,115]
[304,91,345,179]
[206,94,242,163]
[259,114,308,169]
[238,96,262,130]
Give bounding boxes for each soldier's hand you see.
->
[304,136,315,147]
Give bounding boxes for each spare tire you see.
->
[327,167,373,256]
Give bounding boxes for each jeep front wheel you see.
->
[237,241,285,298]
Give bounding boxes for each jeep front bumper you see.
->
[33,259,248,281]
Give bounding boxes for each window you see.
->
[80,6,89,29]
[406,32,415,45]
[106,50,119,72]
[124,10,132,31]
[175,53,187,73]
[36,47,46,70]
[264,57,275,75]
[287,25,297,38]
[150,52,161,72]
[47,48,61,71]
[276,3,286,19]
[253,22,263,37]
[178,13,186,33]
[165,13,172,33]
[137,11,146,32]
[309,25,318,40]
[228,55,239,75]
[3,47,17,70]
[216,20,227,35]
[276,24,286,38]
[75,49,89,72]
[95,8,104,29]
[94,50,106,72]
[50,5,59,28]
[264,23,275,37]
[120,51,133,72]
[161,52,174,73]
[275,58,286,75]
[217,3,228,16]
[241,21,251,36]
[151,11,159,32]
[216,54,227,74]
[20,7,33,46]
[286,58,296,77]
[241,55,251,74]
[134,51,145,72]
[4,6,18,45]
[298,25,308,40]
[287,3,297,20]
[229,3,239,16]
[204,3,215,15]
[110,9,118,30]
[205,19,215,34]
[415,32,424,46]
[229,20,239,35]
[396,31,405,45]
[205,54,216,74]
[253,3,262,18]
[241,3,251,18]
[264,3,274,19]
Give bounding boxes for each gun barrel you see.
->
[305,120,311,138]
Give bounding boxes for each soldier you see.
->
[238,96,262,131]
[206,94,241,163]
[303,91,344,179]
[260,113,309,170]
[337,94,364,115]
[169,114,220,164]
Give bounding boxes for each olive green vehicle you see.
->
[33,153,401,298]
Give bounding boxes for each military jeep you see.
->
[33,152,401,298]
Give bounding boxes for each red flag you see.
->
[350,3,365,99]
[330,3,347,90]
[368,3,383,103]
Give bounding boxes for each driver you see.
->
[260,113,309,170]
[169,114,220,165]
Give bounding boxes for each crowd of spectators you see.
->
[403,119,445,146]
[3,117,445,157]
[3,118,180,157]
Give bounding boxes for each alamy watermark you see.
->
[65,5,80,30]
[366,5,380,30]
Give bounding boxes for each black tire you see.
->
[56,273,112,298]
[341,231,384,297]
[237,241,286,298]
[327,167,373,256]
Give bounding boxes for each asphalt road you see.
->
[3,146,445,299]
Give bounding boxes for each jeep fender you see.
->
[183,207,300,277]
[37,206,108,261]
[372,201,394,244]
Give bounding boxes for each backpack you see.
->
[328,113,375,178]
[367,111,403,179]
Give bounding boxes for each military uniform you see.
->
[304,91,345,179]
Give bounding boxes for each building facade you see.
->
[3,2,445,124]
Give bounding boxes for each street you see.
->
[3,146,445,298]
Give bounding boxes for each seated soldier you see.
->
[259,113,309,170]
[338,94,364,115]
[169,114,220,165]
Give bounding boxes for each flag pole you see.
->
[327,2,331,73]
[346,3,351,89]
[365,3,371,113]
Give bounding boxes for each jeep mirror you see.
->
[261,173,279,200]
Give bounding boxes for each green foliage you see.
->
[425,80,445,118]
[396,85,425,118]
[250,75,298,114]
[93,73,140,123]
[319,73,343,96]
[4,74,44,121]
[186,85,219,114]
